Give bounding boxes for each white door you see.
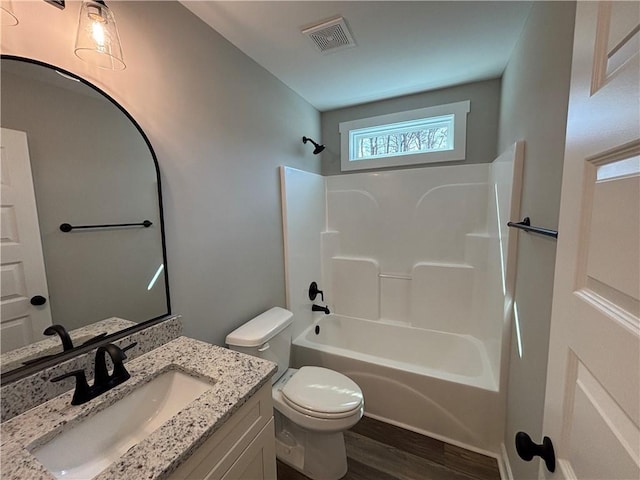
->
[541,2,639,479]
[0,128,52,351]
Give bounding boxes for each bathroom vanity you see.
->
[0,337,278,480]
[168,380,275,480]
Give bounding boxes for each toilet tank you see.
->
[225,307,293,383]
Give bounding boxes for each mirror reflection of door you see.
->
[1,128,53,350]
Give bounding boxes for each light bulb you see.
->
[91,20,105,48]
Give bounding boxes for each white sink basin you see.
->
[31,370,214,479]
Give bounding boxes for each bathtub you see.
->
[292,314,504,453]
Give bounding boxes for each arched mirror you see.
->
[0,56,170,381]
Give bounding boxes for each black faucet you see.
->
[22,325,75,366]
[51,342,137,405]
[44,325,74,351]
[312,304,331,314]
[94,343,134,388]
[23,328,109,366]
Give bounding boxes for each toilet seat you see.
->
[281,366,363,420]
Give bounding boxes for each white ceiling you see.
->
[181,1,532,112]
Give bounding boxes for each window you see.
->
[339,100,470,171]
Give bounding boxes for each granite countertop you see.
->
[0,336,277,480]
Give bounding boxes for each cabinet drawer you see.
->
[169,382,273,480]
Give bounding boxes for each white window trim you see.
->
[339,100,470,172]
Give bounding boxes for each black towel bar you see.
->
[60,220,152,232]
[507,217,558,239]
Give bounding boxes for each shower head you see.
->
[302,136,325,155]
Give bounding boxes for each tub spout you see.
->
[312,304,330,315]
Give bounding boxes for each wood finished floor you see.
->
[276,416,501,480]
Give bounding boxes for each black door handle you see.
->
[515,431,555,472]
[30,295,47,306]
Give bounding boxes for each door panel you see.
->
[542,2,639,479]
[592,1,640,91]
[564,355,638,479]
[578,145,640,319]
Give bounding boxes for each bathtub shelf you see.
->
[507,217,558,239]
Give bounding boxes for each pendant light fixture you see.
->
[74,0,125,70]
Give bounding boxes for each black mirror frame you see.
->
[0,55,171,385]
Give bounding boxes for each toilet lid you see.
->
[281,366,363,417]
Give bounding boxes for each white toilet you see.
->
[226,307,364,480]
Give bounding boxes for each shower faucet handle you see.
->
[308,282,324,302]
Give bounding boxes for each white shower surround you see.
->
[280,142,522,452]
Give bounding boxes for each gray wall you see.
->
[1,1,321,347]
[497,2,576,478]
[320,78,501,176]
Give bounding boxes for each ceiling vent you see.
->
[301,16,356,55]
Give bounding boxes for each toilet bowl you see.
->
[272,367,363,478]
[274,366,363,432]
[226,307,364,480]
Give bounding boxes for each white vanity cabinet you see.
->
[169,382,276,480]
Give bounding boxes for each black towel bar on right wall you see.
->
[507,217,558,239]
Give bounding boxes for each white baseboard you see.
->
[498,442,514,480]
